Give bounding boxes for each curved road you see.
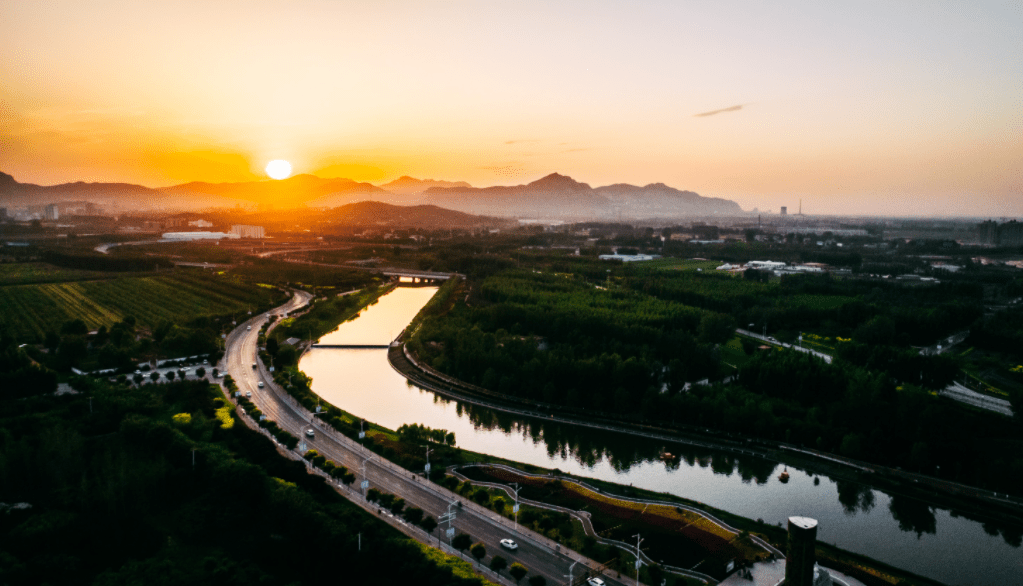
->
[224,291,633,586]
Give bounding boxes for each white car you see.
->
[587,578,605,586]
[245,391,252,398]
[246,326,252,331]
[499,538,518,551]
[257,381,264,388]
[305,429,315,437]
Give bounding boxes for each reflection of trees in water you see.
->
[835,480,876,516]
[453,400,782,478]
[982,521,1023,548]
[888,495,937,537]
[424,389,1023,553]
[736,457,777,485]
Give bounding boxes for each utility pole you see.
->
[192,449,196,469]
[423,445,433,477]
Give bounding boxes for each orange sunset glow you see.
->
[1,1,1021,216]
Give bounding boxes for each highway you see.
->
[223,291,631,586]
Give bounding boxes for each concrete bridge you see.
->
[381,269,460,283]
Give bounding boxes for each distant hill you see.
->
[594,182,744,219]
[422,172,744,220]
[162,174,390,208]
[0,171,184,210]
[1,170,743,219]
[326,200,504,228]
[378,176,472,198]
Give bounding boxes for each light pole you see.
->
[423,444,433,477]
[511,482,521,531]
[632,534,645,586]
[360,455,377,498]
[565,560,579,586]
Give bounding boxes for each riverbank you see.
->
[296,285,1022,586]
[387,343,1023,529]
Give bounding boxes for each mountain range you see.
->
[0,171,744,219]
[420,173,743,219]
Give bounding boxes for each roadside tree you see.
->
[509,562,528,583]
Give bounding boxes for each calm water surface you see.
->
[300,286,1023,586]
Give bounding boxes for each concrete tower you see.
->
[785,516,818,586]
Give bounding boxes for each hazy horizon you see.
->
[2,1,1020,217]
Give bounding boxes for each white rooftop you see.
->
[789,516,818,529]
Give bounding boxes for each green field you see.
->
[0,262,112,285]
[0,273,281,340]
[643,258,722,272]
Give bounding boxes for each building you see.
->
[231,224,265,238]
[746,260,787,270]
[0,208,7,220]
[780,206,788,215]
[976,220,1022,246]
[162,231,240,241]
[188,219,213,228]
[785,516,818,586]
[598,253,660,262]
[44,204,59,221]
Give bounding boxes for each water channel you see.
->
[300,286,1022,586]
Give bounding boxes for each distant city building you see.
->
[188,219,213,228]
[978,220,1023,246]
[746,260,787,270]
[0,208,7,220]
[162,231,240,241]
[780,206,787,215]
[599,253,660,262]
[231,224,266,238]
[44,204,59,220]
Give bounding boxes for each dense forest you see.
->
[0,354,493,585]
[411,268,1023,495]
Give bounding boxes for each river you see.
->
[300,285,1023,586]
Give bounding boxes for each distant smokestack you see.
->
[785,516,818,586]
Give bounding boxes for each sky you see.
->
[1,0,1021,216]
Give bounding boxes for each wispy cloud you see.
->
[504,139,541,145]
[694,104,744,117]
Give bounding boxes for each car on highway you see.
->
[587,578,605,586]
[257,381,264,388]
[245,391,252,398]
[305,429,314,438]
[252,363,257,369]
[499,538,518,551]
[246,325,252,331]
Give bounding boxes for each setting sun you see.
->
[265,160,292,180]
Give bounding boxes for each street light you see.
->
[632,534,645,586]
[565,560,579,586]
[423,444,433,477]
[360,455,377,498]
[511,482,521,531]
